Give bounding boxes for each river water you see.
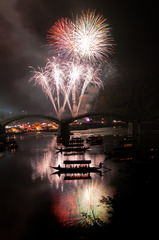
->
[1,126,159,239]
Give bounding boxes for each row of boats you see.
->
[0,138,18,152]
[55,135,103,153]
[51,136,104,179]
[105,136,159,162]
[52,135,152,177]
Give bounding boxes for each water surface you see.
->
[1,126,158,239]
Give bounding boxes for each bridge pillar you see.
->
[128,121,141,152]
[0,124,6,142]
[57,121,70,145]
[128,121,141,136]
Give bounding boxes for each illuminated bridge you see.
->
[0,114,60,127]
[1,111,157,144]
[0,112,124,144]
[0,114,59,141]
[0,112,124,127]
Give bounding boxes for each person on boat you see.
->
[58,164,61,169]
[99,162,103,168]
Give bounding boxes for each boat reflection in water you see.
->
[31,135,115,227]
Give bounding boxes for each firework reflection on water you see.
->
[31,135,115,227]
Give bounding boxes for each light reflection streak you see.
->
[51,179,112,226]
[80,180,111,225]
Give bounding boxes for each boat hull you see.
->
[51,166,100,173]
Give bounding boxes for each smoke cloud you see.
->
[0,0,52,116]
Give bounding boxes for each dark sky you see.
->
[0,0,158,118]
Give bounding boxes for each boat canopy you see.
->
[63,160,91,165]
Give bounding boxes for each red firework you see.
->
[47,18,74,57]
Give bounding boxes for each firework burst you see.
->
[47,18,74,58]
[47,10,114,63]
[31,10,114,119]
[73,10,114,63]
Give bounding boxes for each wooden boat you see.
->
[51,160,101,174]
[55,146,89,153]
[86,135,103,145]
[105,146,136,161]
[64,152,84,156]
[6,139,18,149]
[64,143,84,147]
[69,137,84,144]
[119,137,136,147]
[52,166,100,173]
[0,142,5,151]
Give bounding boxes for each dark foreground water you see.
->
[1,127,159,239]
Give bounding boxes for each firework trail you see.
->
[30,58,102,119]
[31,10,114,119]
[30,57,67,119]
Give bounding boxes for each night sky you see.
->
[0,0,158,118]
